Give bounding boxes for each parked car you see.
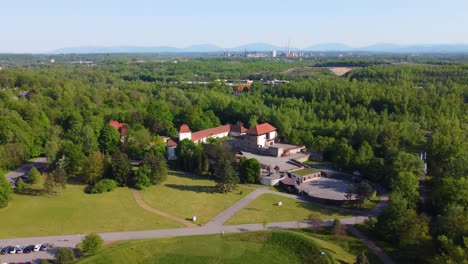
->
[33,244,41,252]
[40,243,50,251]
[23,245,34,253]
[0,246,9,254]
[16,245,25,253]
[9,245,19,253]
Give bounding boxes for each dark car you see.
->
[1,245,10,254]
[23,245,35,253]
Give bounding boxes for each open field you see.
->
[77,230,381,264]
[0,179,179,238]
[139,173,253,224]
[329,67,353,76]
[225,193,354,225]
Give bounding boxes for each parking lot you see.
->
[0,245,55,264]
[5,157,47,185]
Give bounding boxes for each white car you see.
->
[16,246,24,253]
[33,244,41,252]
[9,245,19,253]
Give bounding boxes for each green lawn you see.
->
[139,173,253,224]
[77,230,381,264]
[77,231,340,264]
[225,193,354,225]
[292,167,322,175]
[0,179,178,238]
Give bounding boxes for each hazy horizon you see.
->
[2,0,468,53]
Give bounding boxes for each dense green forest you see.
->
[0,56,467,263]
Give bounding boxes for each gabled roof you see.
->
[179,124,191,133]
[167,138,178,147]
[246,123,276,136]
[230,123,247,134]
[109,120,128,136]
[109,120,124,130]
[191,124,231,142]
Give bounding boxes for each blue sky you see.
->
[2,0,468,52]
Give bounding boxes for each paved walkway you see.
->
[205,187,269,226]
[132,191,198,228]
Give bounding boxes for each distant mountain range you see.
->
[51,43,468,54]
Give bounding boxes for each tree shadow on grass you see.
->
[165,184,216,194]
[16,187,44,196]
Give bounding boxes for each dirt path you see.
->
[347,225,395,264]
[132,190,198,228]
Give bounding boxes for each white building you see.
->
[245,123,277,147]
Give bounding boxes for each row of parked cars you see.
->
[0,244,52,255]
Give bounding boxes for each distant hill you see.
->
[304,43,353,51]
[51,43,468,54]
[227,43,285,52]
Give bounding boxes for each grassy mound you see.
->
[77,231,336,264]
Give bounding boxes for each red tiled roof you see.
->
[230,124,247,134]
[246,123,276,136]
[179,124,191,133]
[109,120,124,130]
[191,124,231,142]
[167,138,178,147]
[109,121,128,136]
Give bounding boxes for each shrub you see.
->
[77,233,103,255]
[54,247,75,264]
[16,178,26,193]
[28,167,41,184]
[88,179,118,194]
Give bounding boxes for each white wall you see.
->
[179,132,191,141]
[197,132,230,144]
[268,131,276,140]
[257,134,266,147]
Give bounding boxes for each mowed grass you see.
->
[139,173,253,224]
[225,193,354,225]
[77,230,380,264]
[77,231,340,264]
[0,180,178,238]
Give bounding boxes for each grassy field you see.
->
[77,230,381,264]
[225,193,354,225]
[77,230,338,264]
[139,173,253,224]
[0,179,178,238]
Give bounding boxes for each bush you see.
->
[77,233,103,255]
[54,247,75,264]
[39,259,52,264]
[28,167,41,184]
[16,178,26,193]
[88,179,118,194]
